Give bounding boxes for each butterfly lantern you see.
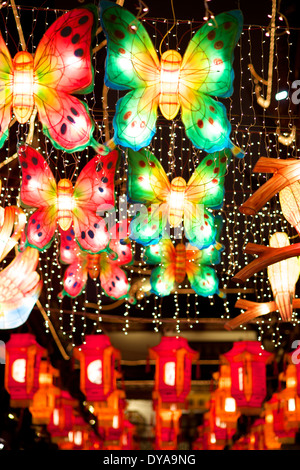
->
[127,147,230,249]
[0,6,104,153]
[18,144,119,254]
[100,1,243,156]
[143,238,224,298]
[59,219,132,299]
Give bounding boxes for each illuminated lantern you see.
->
[210,364,241,432]
[264,392,297,447]
[47,390,78,442]
[0,6,102,153]
[59,220,132,300]
[66,413,90,450]
[145,239,223,298]
[93,389,126,450]
[149,335,199,406]
[154,407,182,450]
[100,1,243,156]
[221,341,274,414]
[127,147,229,249]
[279,182,300,234]
[73,335,121,402]
[249,418,267,450]
[4,333,46,407]
[121,420,136,450]
[18,145,118,254]
[29,357,60,425]
[267,232,300,322]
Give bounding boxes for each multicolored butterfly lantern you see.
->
[0,6,103,153]
[18,144,119,254]
[100,1,243,156]
[59,219,132,299]
[143,238,224,298]
[127,147,229,249]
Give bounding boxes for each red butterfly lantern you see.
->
[18,144,119,253]
[0,6,103,153]
[4,333,46,407]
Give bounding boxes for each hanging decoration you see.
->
[0,247,43,330]
[18,144,119,253]
[99,1,244,156]
[4,333,46,407]
[149,335,199,406]
[59,219,132,299]
[127,147,229,248]
[267,232,300,322]
[47,389,79,443]
[73,334,121,403]
[221,341,274,415]
[0,6,106,153]
[143,238,223,297]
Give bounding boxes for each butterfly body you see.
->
[12,51,34,123]
[175,243,186,284]
[56,179,75,231]
[159,50,182,120]
[59,220,132,299]
[168,176,187,227]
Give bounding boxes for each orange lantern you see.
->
[154,406,182,450]
[73,334,121,403]
[29,357,60,425]
[149,335,199,407]
[221,341,274,414]
[249,418,267,450]
[4,333,46,407]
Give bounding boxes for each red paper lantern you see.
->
[4,333,46,407]
[221,341,274,414]
[73,334,121,403]
[149,335,199,406]
[154,407,182,450]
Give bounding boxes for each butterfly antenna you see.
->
[159,0,176,56]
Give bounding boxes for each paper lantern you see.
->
[127,147,229,248]
[149,336,199,406]
[0,6,101,153]
[18,144,118,254]
[221,341,274,414]
[249,418,267,450]
[100,1,243,156]
[267,232,300,322]
[279,182,300,234]
[29,357,60,425]
[59,220,132,300]
[4,333,46,407]
[47,390,78,441]
[0,247,43,330]
[73,335,121,402]
[93,389,126,450]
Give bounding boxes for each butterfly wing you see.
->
[0,32,13,149]
[0,248,42,329]
[59,226,79,265]
[33,7,98,152]
[187,263,220,297]
[100,257,130,299]
[100,1,161,149]
[18,144,58,251]
[143,243,162,265]
[72,150,119,254]
[179,11,243,154]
